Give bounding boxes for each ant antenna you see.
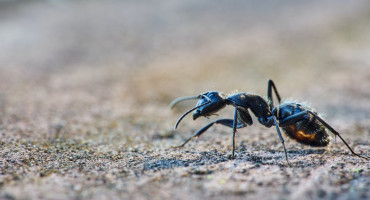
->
[174,95,211,129]
[170,95,200,109]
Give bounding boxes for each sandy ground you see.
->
[0,1,369,200]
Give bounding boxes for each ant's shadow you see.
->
[142,147,327,172]
[142,149,229,171]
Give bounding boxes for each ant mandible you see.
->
[170,79,369,164]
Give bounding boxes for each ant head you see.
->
[170,91,225,129]
[193,91,226,120]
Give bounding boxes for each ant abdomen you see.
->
[274,102,331,147]
[282,120,331,147]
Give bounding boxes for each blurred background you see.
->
[1,0,370,199]
[1,0,369,140]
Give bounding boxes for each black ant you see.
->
[170,79,369,164]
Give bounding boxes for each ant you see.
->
[170,79,369,164]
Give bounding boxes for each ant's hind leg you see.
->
[279,110,369,159]
[267,79,282,110]
[306,111,369,160]
[176,119,246,148]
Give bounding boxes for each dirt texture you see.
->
[0,1,369,200]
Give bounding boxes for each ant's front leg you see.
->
[175,118,247,148]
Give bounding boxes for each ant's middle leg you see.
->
[271,116,291,165]
[267,79,282,110]
[176,119,247,148]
